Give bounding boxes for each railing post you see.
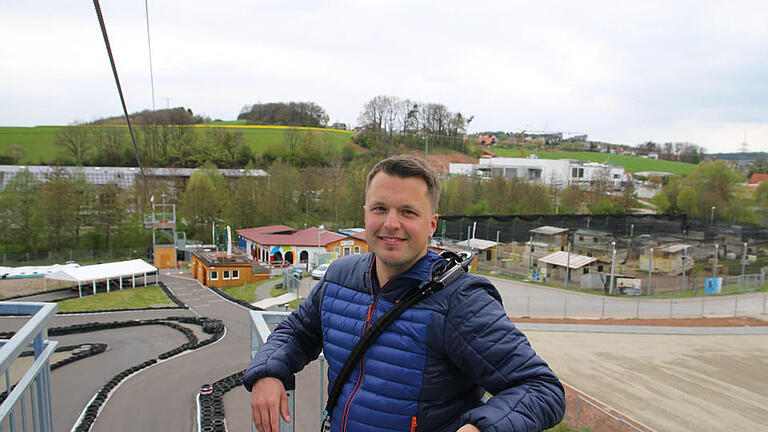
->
[575,395,580,427]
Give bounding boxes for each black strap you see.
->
[321,251,473,431]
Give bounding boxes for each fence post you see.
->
[669,298,673,318]
[563,297,568,319]
[734,296,738,317]
[701,295,705,317]
[526,295,531,317]
[618,417,623,432]
[601,297,605,319]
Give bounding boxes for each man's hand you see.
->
[251,377,291,432]
[457,424,480,432]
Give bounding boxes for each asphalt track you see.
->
[3,271,767,431]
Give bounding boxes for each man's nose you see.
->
[382,209,400,228]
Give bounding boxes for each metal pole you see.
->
[495,230,500,271]
[734,296,738,317]
[701,294,705,317]
[713,244,719,280]
[564,240,571,290]
[669,298,673,318]
[609,242,616,294]
[563,296,568,319]
[528,235,533,269]
[681,246,688,292]
[636,296,640,318]
[740,242,748,286]
[526,295,530,317]
[601,297,605,319]
[648,247,653,295]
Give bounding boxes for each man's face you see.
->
[364,172,438,281]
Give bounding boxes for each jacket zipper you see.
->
[340,263,389,432]
[410,416,418,432]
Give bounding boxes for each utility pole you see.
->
[162,97,173,109]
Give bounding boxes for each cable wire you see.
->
[92,0,146,180]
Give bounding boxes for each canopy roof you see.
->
[538,251,597,269]
[44,259,157,283]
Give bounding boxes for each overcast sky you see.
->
[2,0,767,153]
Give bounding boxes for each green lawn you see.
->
[0,125,355,164]
[492,148,696,175]
[0,126,60,164]
[220,277,278,303]
[56,285,174,312]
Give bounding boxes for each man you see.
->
[244,155,565,432]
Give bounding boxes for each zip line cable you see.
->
[144,0,156,110]
[92,0,148,196]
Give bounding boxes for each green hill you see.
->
[491,148,696,175]
[0,125,354,164]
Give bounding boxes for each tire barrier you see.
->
[0,343,108,404]
[1,315,225,432]
[157,280,188,308]
[207,285,263,311]
[197,370,296,432]
[198,370,245,432]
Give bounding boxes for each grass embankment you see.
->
[491,148,696,175]
[220,277,279,303]
[270,283,303,308]
[0,126,60,163]
[56,285,173,312]
[0,125,355,164]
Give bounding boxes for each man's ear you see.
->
[430,213,438,236]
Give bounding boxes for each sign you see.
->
[341,240,354,246]
[705,277,722,295]
[616,277,641,295]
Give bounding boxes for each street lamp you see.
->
[710,206,716,224]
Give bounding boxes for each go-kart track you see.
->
[1,272,766,431]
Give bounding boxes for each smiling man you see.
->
[244,155,565,432]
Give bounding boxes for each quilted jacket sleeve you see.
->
[445,280,565,432]
[242,280,325,391]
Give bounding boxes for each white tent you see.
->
[44,259,158,298]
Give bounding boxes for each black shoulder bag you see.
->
[320,251,475,432]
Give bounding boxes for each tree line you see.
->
[237,102,329,128]
[3,157,766,257]
[353,95,475,155]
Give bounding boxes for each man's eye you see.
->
[372,206,386,212]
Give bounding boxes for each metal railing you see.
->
[250,311,296,432]
[0,302,58,432]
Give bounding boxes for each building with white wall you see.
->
[450,157,627,187]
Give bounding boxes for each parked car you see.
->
[311,263,330,280]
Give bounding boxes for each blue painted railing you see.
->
[0,302,58,432]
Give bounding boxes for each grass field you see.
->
[220,276,278,303]
[0,124,355,164]
[0,126,60,164]
[56,284,174,312]
[492,148,696,175]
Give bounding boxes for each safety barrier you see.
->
[0,302,58,432]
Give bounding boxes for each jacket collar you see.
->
[366,250,442,290]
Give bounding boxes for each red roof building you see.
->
[748,173,768,185]
[237,226,358,268]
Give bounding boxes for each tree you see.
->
[677,186,698,215]
[93,184,124,249]
[40,167,78,251]
[559,186,585,214]
[55,124,91,165]
[0,169,43,254]
[238,102,328,127]
[756,181,768,221]
[178,166,231,240]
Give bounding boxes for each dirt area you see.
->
[0,278,69,299]
[527,331,768,431]
[420,152,477,173]
[511,316,768,327]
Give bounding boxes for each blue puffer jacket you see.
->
[244,251,565,432]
